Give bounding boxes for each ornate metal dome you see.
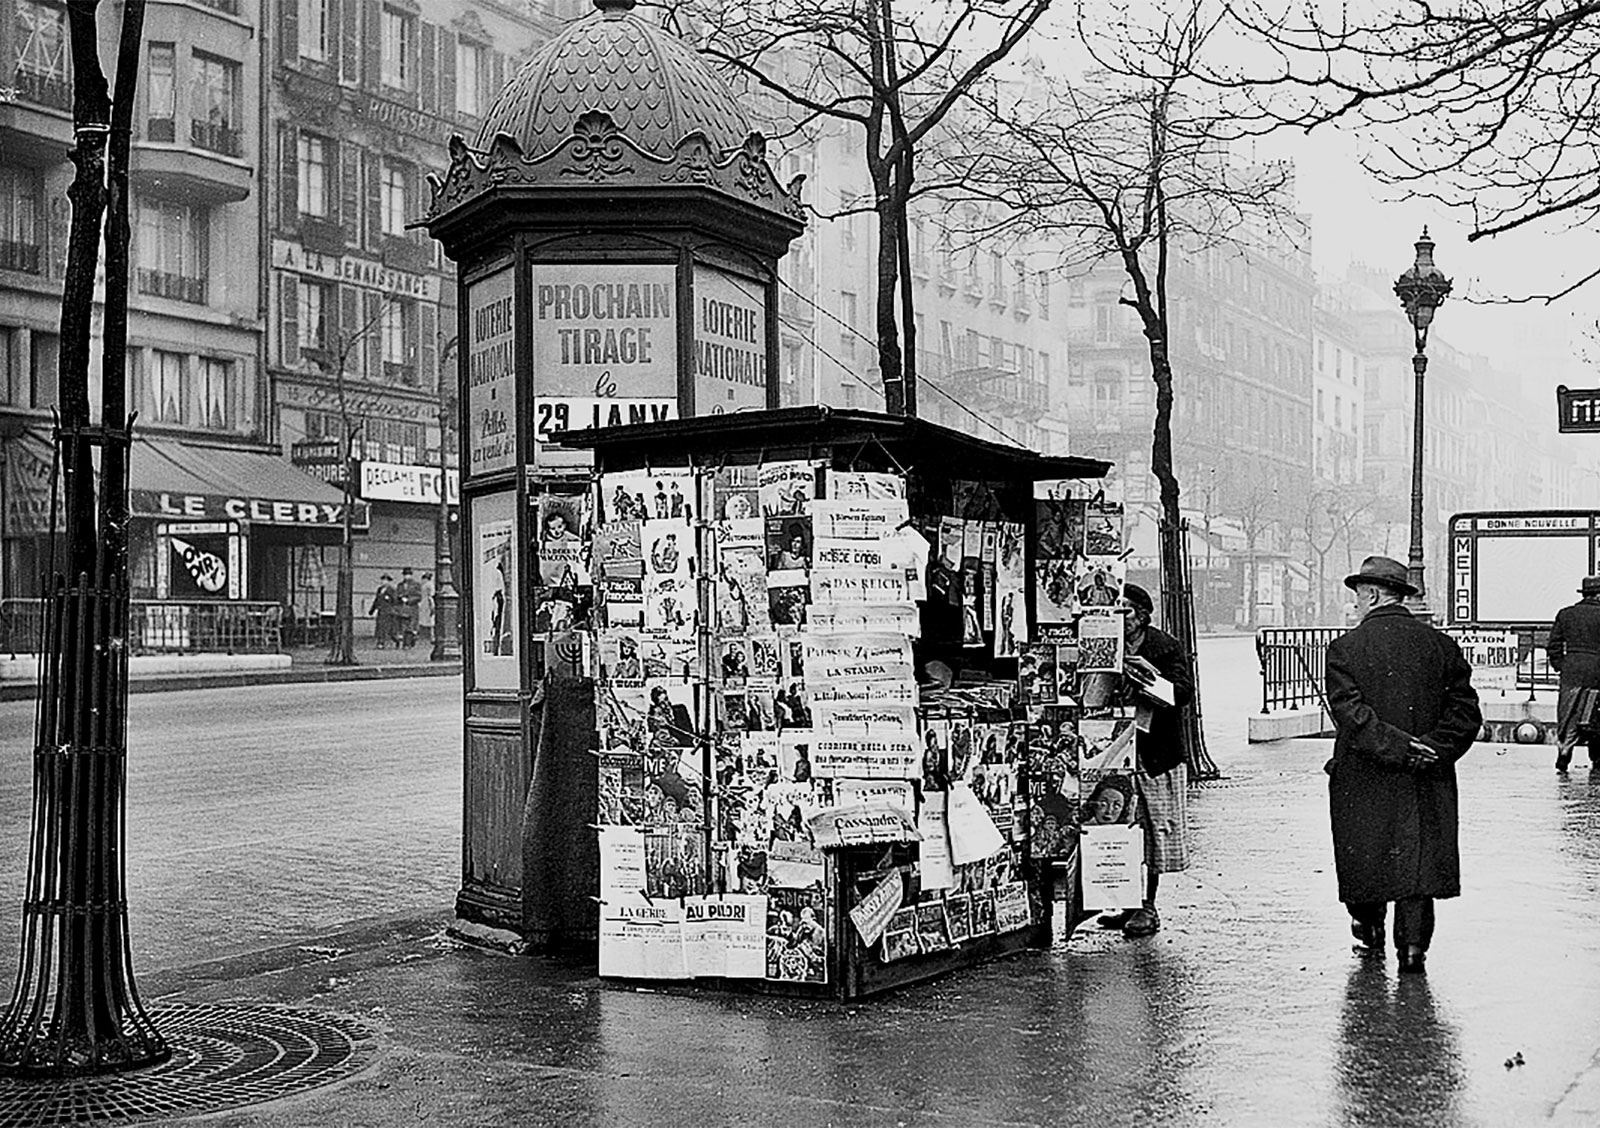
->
[475,0,755,159]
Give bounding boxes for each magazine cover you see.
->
[880,908,920,963]
[758,460,820,517]
[914,901,952,954]
[712,463,761,521]
[766,887,829,983]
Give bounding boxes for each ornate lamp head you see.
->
[1393,228,1452,347]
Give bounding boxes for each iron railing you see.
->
[1256,627,1344,714]
[2,598,281,656]
[1257,624,1562,714]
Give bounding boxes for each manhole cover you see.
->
[0,1002,379,1126]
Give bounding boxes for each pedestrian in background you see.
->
[1546,575,1600,772]
[1325,555,1481,974]
[419,571,436,646]
[395,567,423,649]
[369,574,397,649]
[1097,581,1194,938]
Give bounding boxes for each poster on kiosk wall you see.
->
[529,263,679,468]
[692,265,768,413]
[471,491,518,690]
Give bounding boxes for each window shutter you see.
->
[362,0,381,90]
[364,291,382,380]
[327,0,342,71]
[419,23,437,114]
[419,302,437,390]
[280,0,300,65]
[280,275,300,366]
[278,124,299,228]
[339,285,359,367]
[363,149,381,248]
[412,164,429,240]
[339,0,358,83]
[404,299,419,382]
[439,29,456,118]
[340,142,361,234]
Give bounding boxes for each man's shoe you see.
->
[1398,946,1427,974]
[1557,749,1573,772]
[1122,907,1161,937]
[1097,909,1133,930]
[1351,921,1385,953]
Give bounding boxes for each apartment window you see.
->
[15,0,70,110]
[30,332,59,408]
[145,350,186,424]
[0,168,42,274]
[1334,395,1343,430]
[1316,388,1324,422]
[0,327,16,404]
[1093,370,1122,407]
[190,53,242,156]
[990,252,1004,301]
[381,160,409,236]
[382,300,416,383]
[136,198,208,303]
[1037,271,1050,318]
[839,291,858,358]
[297,280,329,354]
[840,194,857,252]
[380,6,415,89]
[456,39,486,116]
[300,0,329,61]
[197,357,235,431]
[146,43,176,141]
[298,134,329,217]
[1093,301,1114,344]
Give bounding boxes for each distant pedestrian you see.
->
[369,574,397,648]
[419,571,436,645]
[1546,575,1600,772]
[1325,555,1481,974]
[1096,582,1194,939]
[395,567,423,649]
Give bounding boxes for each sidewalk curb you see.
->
[0,659,462,701]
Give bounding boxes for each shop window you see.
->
[136,197,209,304]
[144,350,186,425]
[381,6,415,90]
[14,0,70,110]
[146,43,175,141]
[190,52,242,157]
[0,168,42,274]
[381,159,410,236]
[298,133,330,218]
[300,0,330,61]
[456,38,486,116]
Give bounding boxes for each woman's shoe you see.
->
[1398,946,1427,974]
[1123,907,1161,937]
[1557,749,1573,772]
[1097,909,1133,930]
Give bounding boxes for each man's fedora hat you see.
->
[1343,555,1419,596]
[1579,575,1600,595]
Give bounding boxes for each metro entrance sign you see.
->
[1556,385,1600,432]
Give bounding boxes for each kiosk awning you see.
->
[128,435,370,530]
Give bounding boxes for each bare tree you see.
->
[669,0,1053,414]
[1306,485,1375,622]
[1209,0,1600,301]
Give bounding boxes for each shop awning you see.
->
[129,435,370,530]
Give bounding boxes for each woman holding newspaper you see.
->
[1095,582,1195,938]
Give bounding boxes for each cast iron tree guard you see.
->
[0,0,169,1076]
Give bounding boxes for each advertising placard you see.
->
[530,264,678,463]
[471,491,518,690]
[466,265,515,476]
[693,265,768,412]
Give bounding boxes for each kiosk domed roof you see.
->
[476,0,754,160]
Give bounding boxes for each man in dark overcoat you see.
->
[1546,575,1600,771]
[1325,555,1481,974]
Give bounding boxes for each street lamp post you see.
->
[431,336,461,662]
[1392,229,1452,614]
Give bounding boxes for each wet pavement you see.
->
[8,636,1600,1125]
[138,728,1600,1128]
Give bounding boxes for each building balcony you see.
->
[0,240,42,275]
[130,140,251,204]
[136,268,208,304]
[13,69,70,113]
[190,119,243,158]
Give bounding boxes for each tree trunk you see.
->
[875,180,907,415]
